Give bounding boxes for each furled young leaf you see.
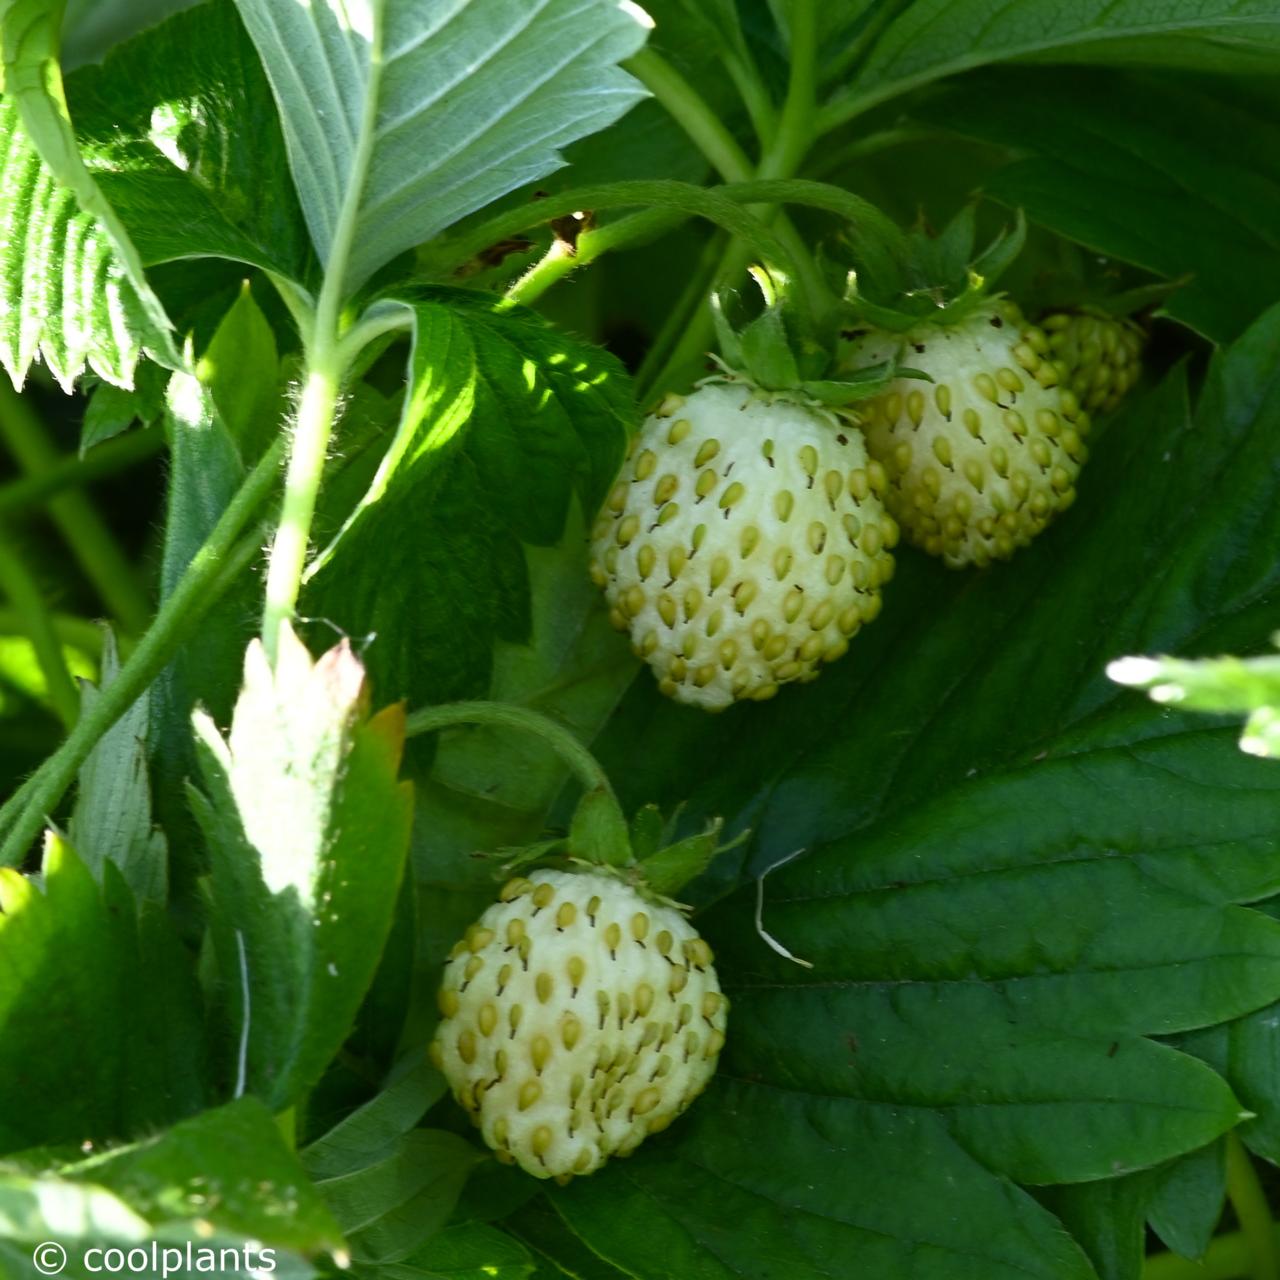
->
[837,0,1280,119]
[64,0,313,281]
[196,279,283,461]
[0,99,160,391]
[0,833,206,1154]
[191,625,414,1109]
[231,0,650,292]
[550,307,1280,1276]
[69,631,168,904]
[305,291,634,724]
[0,0,179,382]
[914,68,1280,343]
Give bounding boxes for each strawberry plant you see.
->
[2,1,1280,1278]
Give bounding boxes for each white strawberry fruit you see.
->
[589,381,898,710]
[1041,310,1145,415]
[843,300,1090,569]
[431,869,727,1180]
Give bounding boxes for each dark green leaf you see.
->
[80,361,167,452]
[305,290,634,722]
[316,1130,481,1265]
[563,305,1280,1275]
[914,68,1280,342]
[303,1061,447,1182]
[1143,1141,1226,1260]
[377,1221,534,1280]
[192,628,413,1110]
[0,834,206,1154]
[1038,1179,1147,1280]
[64,0,312,280]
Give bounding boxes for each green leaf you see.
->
[507,1199,632,1280]
[191,626,414,1109]
[80,361,167,452]
[840,0,1280,118]
[914,68,1280,343]
[376,1221,535,1280]
[0,0,179,381]
[197,279,283,461]
[0,99,162,391]
[148,370,253,886]
[1038,1179,1147,1280]
[232,0,650,293]
[0,834,206,1154]
[61,1097,345,1254]
[561,305,1280,1274]
[64,0,314,280]
[1143,1141,1226,1260]
[303,1060,447,1181]
[305,290,634,721]
[69,631,168,904]
[317,1129,482,1265]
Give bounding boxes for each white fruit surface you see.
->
[432,870,727,1179]
[590,382,897,710]
[843,301,1090,568]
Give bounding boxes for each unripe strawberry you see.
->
[431,870,727,1180]
[843,300,1089,569]
[589,382,898,710]
[1040,311,1144,414]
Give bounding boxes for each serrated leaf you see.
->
[0,0,179,383]
[0,98,159,390]
[231,0,649,293]
[80,360,167,452]
[192,626,413,1109]
[304,290,634,723]
[561,305,1280,1275]
[69,630,168,904]
[0,834,206,1154]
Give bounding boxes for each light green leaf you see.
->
[231,0,651,292]
[61,1097,346,1254]
[0,0,179,382]
[0,99,159,390]
[69,631,168,904]
[191,626,414,1109]
[1109,646,1280,758]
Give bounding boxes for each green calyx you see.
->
[842,204,1027,334]
[710,265,909,410]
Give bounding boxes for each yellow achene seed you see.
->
[518,1080,542,1110]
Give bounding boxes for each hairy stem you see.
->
[406,699,622,823]
[0,440,283,868]
[0,379,151,635]
[0,531,80,729]
[1228,1133,1280,1280]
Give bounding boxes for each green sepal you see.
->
[497,836,569,876]
[636,817,750,899]
[798,361,929,406]
[568,787,632,868]
[629,804,665,862]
